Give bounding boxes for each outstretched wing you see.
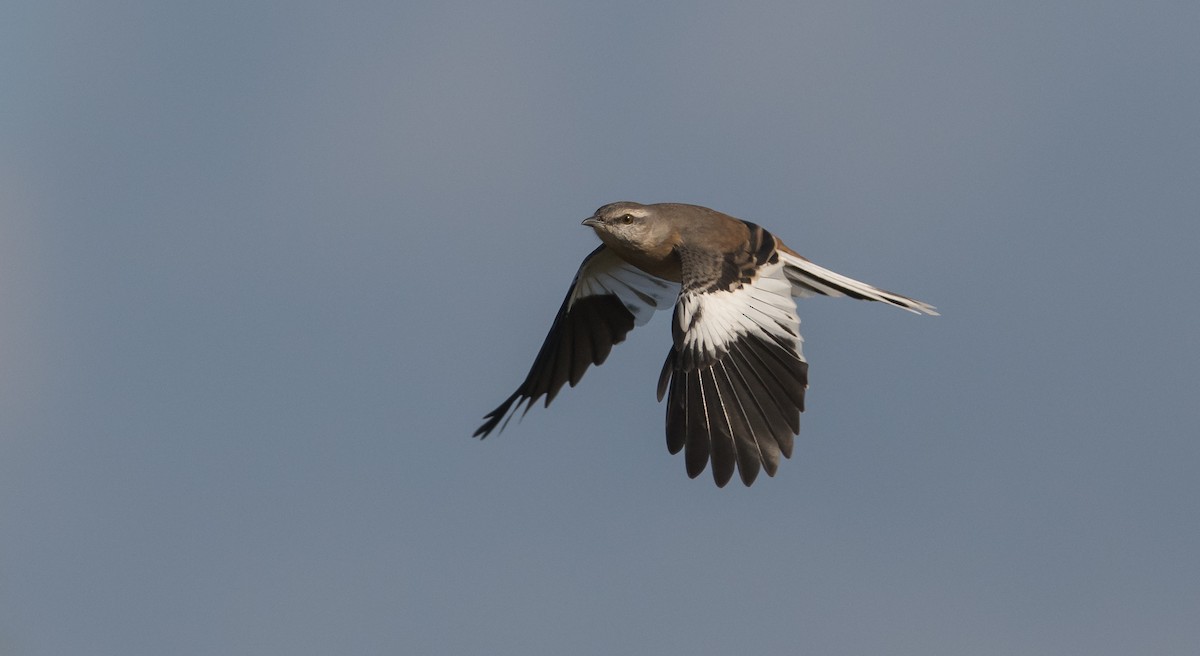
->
[475,245,678,437]
[659,226,808,487]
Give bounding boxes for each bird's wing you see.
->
[475,245,679,437]
[776,247,939,315]
[659,224,808,487]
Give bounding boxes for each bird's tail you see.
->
[776,251,939,315]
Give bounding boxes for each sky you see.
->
[2,1,1198,654]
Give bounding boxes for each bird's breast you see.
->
[588,230,682,282]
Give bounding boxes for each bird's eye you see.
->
[621,214,634,225]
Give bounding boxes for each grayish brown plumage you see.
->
[476,202,937,487]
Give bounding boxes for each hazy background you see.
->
[3,1,1198,654]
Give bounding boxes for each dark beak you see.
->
[581,216,601,228]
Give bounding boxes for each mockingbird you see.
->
[475,202,937,487]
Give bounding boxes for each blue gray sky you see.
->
[3,2,1198,654]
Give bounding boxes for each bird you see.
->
[474,202,937,487]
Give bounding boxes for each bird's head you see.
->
[582,202,671,253]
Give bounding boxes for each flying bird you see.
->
[475,202,937,487]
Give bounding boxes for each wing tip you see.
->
[473,391,523,439]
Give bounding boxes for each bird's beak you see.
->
[581,216,601,228]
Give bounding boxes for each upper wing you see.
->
[659,233,808,488]
[777,248,939,315]
[475,245,678,437]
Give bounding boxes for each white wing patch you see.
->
[570,247,679,324]
[675,259,804,364]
